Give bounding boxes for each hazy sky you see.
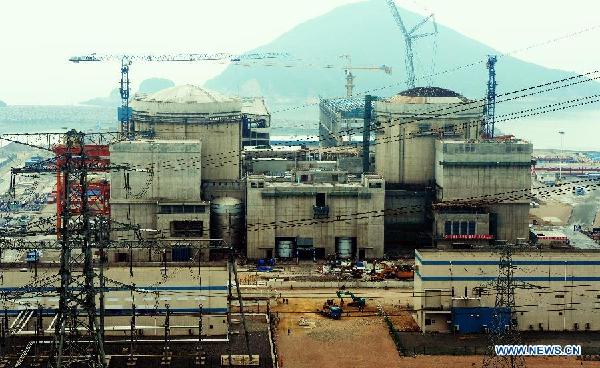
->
[1,0,599,105]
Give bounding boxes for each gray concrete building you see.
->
[373,87,482,251]
[131,84,242,182]
[110,140,210,261]
[374,87,482,186]
[433,139,532,246]
[246,172,385,260]
[241,97,271,147]
[415,249,600,333]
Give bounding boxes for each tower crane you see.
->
[69,52,286,139]
[339,55,392,97]
[232,56,392,98]
[484,55,498,138]
[385,0,437,89]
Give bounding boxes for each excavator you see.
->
[318,299,343,319]
[336,290,366,311]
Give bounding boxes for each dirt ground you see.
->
[396,355,600,367]
[272,296,406,368]
[594,210,600,228]
[530,200,573,225]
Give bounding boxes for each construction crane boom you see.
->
[385,0,437,89]
[340,54,392,97]
[69,52,287,139]
[69,52,285,63]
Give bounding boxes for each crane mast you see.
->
[385,0,437,89]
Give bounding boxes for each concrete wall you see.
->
[374,100,481,185]
[246,175,385,260]
[488,202,530,242]
[434,140,532,201]
[135,120,241,181]
[433,140,532,244]
[433,212,490,248]
[110,140,202,201]
[415,249,600,332]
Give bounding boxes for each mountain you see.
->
[138,78,175,94]
[205,0,598,120]
[81,78,175,106]
[80,88,121,107]
[0,100,6,107]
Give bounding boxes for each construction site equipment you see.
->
[395,264,414,280]
[483,55,498,138]
[336,290,366,310]
[340,55,392,97]
[369,262,414,281]
[234,55,391,97]
[318,299,343,320]
[256,258,275,272]
[385,0,437,88]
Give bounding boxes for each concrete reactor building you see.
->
[246,172,385,260]
[372,87,532,251]
[111,85,247,258]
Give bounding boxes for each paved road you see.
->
[562,189,600,249]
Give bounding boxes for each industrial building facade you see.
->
[111,85,246,259]
[319,98,365,147]
[372,87,532,250]
[414,249,600,333]
[433,139,533,246]
[246,173,385,260]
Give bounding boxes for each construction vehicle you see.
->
[336,290,366,310]
[256,258,275,272]
[395,264,414,280]
[318,299,343,319]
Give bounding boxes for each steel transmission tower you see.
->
[483,241,526,368]
[9,130,129,368]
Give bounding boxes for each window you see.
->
[452,222,460,235]
[425,319,432,326]
[159,205,206,214]
[444,221,452,235]
[555,294,565,299]
[460,221,468,235]
[445,220,477,236]
[468,221,476,235]
[418,123,430,133]
[170,221,203,237]
[316,193,326,207]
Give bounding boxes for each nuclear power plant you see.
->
[3,0,599,366]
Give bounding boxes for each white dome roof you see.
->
[132,84,241,115]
